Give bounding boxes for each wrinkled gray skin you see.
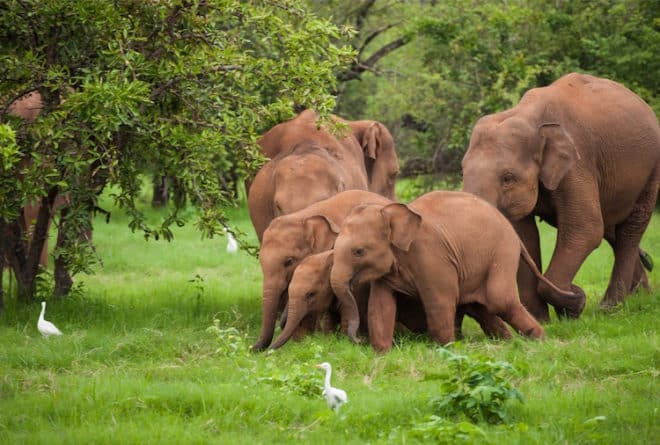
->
[330,191,568,351]
[251,190,393,351]
[462,73,660,319]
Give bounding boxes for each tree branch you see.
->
[339,36,407,82]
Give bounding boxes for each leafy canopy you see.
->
[0,0,354,289]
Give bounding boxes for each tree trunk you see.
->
[152,175,169,207]
[0,248,4,311]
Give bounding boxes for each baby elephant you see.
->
[330,191,579,350]
[270,250,513,350]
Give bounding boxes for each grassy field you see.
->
[1,187,658,444]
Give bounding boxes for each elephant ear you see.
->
[381,203,422,251]
[538,123,580,190]
[362,122,381,160]
[303,215,341,251]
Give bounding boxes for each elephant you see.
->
[330,191,578,351]
[248,141,369,242]
[461,72,660,320]
[341,117,399,200]
[257,109,399,199]
[5,90,67,267]
[251,190,394,351]
[269,249,513,350]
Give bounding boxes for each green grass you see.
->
[1,189,658,444]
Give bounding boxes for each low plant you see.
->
[256,362,322,398]
[404,415,488,444]
[206,319,248,357]
[428,347,524,424]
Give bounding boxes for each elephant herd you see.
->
[248,73,660,352]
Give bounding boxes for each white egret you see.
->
[225,229,238,253]
[37,301,62,337]
[316,362,347,412]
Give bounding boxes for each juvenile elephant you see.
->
[251,190,394,351]
[269,250,512,350]
[248,142,368,242]
[330,191,577,351]
[461,73,660,319]
[258,109,399,199]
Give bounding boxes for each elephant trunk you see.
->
[251,277,288,351]
[270,299,307,350]
[330,264,361,343]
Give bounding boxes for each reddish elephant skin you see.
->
[270,250,512,351]
[461,73,660,319]
[7,91,66,267]
[248,141,368,242]
[257,109,399,198]
[330,191,551,351]
[251,190,394,351]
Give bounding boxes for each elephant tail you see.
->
[518,243,577,299]
[640,249,654,272]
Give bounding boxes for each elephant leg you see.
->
[499,303,545,339]
[512,216,549,321]
[538,187,601,318]
[605,229,650,294]
[420,280,458,345]
[631,259,650,293]
[601,167,660,308]
[485,263,544,339]
[367,280,397,352]
[462,303,512,340]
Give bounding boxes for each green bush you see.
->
[429,347,524,424]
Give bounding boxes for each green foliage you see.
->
[332,0,659,186]
[405,416,488,444]
[0,123,21,220]
[206,320,248,357]
[0,0,355,300]
[428,347,524,424]
[257,362,322,398]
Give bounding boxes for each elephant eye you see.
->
[283,257,296,267]
[501,172,517,186]
[352,247,365,258]
[305,291,316,300]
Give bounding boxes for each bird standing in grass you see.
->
[225,229,238,253]
[316,362,347,412]
[37,301,62,338]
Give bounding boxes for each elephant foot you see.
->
[250,338,270,352]
[598,299,621,312]
[349,333,363,344]
[553,285,586,319]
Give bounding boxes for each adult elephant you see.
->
[257,109,399,199]
[248,141,368,242]
[461,73,660,320]
[329,191,577,351]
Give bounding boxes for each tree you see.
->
[325,0,659,185]
[0,0,354,303]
